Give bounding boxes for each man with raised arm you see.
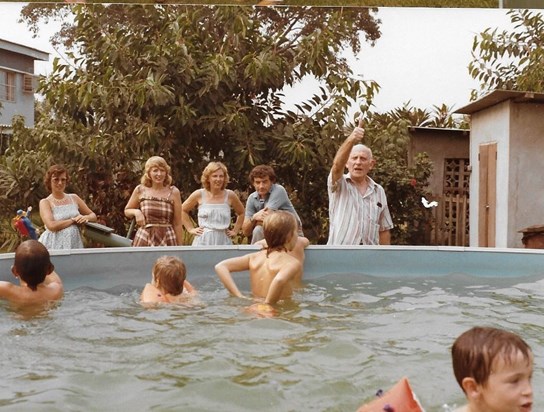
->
[327,125,393,245]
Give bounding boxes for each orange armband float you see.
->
[357,377,424,412]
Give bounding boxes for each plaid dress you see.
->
[132,185,178,246]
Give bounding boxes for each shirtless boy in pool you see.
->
[0,239,63,305]
[215,211,302,314]
[254,231,309,284]
[141,256,196,304]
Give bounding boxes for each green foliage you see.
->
[0,115,50,249]
[2,5,462,249]
[469,9,544,99]
[16,0,501,6]
[5,4,381,247]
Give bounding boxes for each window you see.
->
[0,70,16,102]
[23,74,34,93]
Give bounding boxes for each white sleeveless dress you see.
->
[39,195,84,250]
[192,190,233,246]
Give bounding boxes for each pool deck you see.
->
[1,245,544,290]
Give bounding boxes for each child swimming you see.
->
[215,211,303,314]
[141,256,196,304]
[0,239,63,306]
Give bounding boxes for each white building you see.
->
[456,90,544,248]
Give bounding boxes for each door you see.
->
[478,143,497,247]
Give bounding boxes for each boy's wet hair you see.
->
[249,165,276,184]
[153,256,186,296]
[14,240,53,291]
[263,211,296,254]
[451,326,532,391]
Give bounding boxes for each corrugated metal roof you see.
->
[455,90,544,114]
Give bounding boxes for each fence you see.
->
[431,194,469,246]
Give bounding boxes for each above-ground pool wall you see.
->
[1,246,544,290]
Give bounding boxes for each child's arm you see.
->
[264,260,301,304]
[214,254,252,298]
[298,236,310,249]
[183,280,197,296]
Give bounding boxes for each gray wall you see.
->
[0,50,37,128]
[469,100,544,248]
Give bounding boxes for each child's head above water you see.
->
[152,256,186,296]
[12,240,54,291]
[263,211,297,253]
[452,326,533,412]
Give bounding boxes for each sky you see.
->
[0,3,515,114]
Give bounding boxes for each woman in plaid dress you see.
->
[124,156,183,246]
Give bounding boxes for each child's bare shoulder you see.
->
[273,251,301,268]
[0,281,18,299]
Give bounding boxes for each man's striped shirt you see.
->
[327,173,393,245]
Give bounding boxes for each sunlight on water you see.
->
[0,273,542,411]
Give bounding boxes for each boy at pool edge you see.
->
[255,230,309,275]
[451,326,533,412]
[0,240,63,305]
[141,256,196,304]
[214,211,304,316]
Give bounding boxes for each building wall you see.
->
[469,101,511,247]
[0,49,36,73]
[508,103,544,248]
[0,50,36,128]
[408,131,469,196]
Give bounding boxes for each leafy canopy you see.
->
[469,9,544,99]
[3,4,382,245]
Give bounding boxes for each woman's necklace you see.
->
[51,194,67,204]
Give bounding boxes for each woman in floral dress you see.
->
[39,164,97,250]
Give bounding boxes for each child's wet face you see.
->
[479,350,533,412]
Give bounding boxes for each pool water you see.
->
[0,273,542,411]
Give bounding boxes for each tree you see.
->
[469,8,544,99]
[1,4,383,248]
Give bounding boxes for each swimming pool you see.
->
[0,247,542,411]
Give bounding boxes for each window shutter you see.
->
[22,74,34,93]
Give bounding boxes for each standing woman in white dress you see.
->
[182,162,245,246]
[38,165,97,250]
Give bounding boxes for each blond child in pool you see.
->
[215,211,303,316]
[141,256,196,304]
[451,326,533,412]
